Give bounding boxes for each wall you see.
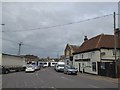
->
[100,49,120,61]
[73,50,101,74]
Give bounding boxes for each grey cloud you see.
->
[2,2,118,57]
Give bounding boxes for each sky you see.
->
[1,2,119,58]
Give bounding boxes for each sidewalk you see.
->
[78,72,118,84]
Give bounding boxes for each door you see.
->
[98,62,116,78]
[79,63,81,73]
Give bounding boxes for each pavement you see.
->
[78,72,118,84]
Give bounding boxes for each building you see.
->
[73,30,120,78]
[64,44,79,65]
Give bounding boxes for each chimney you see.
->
[84,36,88,41]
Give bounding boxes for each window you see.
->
[100,62,105,69]
[92,62,96,71]
[113,49,115,56]
[75,55,78,59]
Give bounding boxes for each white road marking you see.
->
[88,84,100,88]
[35,73,38,76]
[61,76,70,80]
[51,86,57,90]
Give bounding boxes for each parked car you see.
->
[33,65,40,71]
[0,65,9,74]
[55,62,65,72]
[64,65,78,75]
[51,62,57,67]
[38,62,44,67]
[25,65,35,73]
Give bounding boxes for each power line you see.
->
[2,13,113,32]
[1,37,61,52]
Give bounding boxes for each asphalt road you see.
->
[2,67,118,89]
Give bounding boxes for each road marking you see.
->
[35,73,38,76]
[88,84,100,88]
[51,86,57,90]
[61,76,70,81]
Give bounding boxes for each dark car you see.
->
[64,65,78,75]
[0,65,9,74]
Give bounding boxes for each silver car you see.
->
[64,65,78,75]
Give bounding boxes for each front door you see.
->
[79,63,81,72]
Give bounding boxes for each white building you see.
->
[73,31,120,78]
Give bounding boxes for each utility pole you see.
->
[113,12,117,78]
[114,12,117,61]
[18,42,23,56]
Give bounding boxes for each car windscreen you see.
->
[27,66,34,68]
[58,64,64,67]
[67,66,75,69]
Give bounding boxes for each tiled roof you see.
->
[69,45,80,52]
[75,34,120,54]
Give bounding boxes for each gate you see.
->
[117,59,120,78]
[98,62,116,78]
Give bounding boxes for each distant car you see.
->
[43,62,48,67]
[64,65,78,75]
[25,65,35,73]
[38,62,44,67]
[55,62,65,72]
[51,62,57,67]
[33,65,40,70]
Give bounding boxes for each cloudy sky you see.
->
[1,2,119,58]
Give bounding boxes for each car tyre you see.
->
[5,69,9,74]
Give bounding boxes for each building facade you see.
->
[64,44,79,65]
[73,31,120,78]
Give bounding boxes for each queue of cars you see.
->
[54,62,78,75]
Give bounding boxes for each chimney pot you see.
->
[84,36,88,41]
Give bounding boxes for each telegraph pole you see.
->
[113,12,117,78]
[18,42,23,56]
[114,12,117,62]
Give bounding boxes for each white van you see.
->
[43,62,48,67]
[51,62,57,67]
[55,62,65,72]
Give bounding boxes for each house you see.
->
[73,29,120,78]
[64,44,79,65]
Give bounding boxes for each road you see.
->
[2,67,118,89]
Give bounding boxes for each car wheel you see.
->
[67,71,69,75]
[5,70,9,74]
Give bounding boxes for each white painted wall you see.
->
[73,48,120,75]
[101,49,120,61]
[73,50,101,74]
